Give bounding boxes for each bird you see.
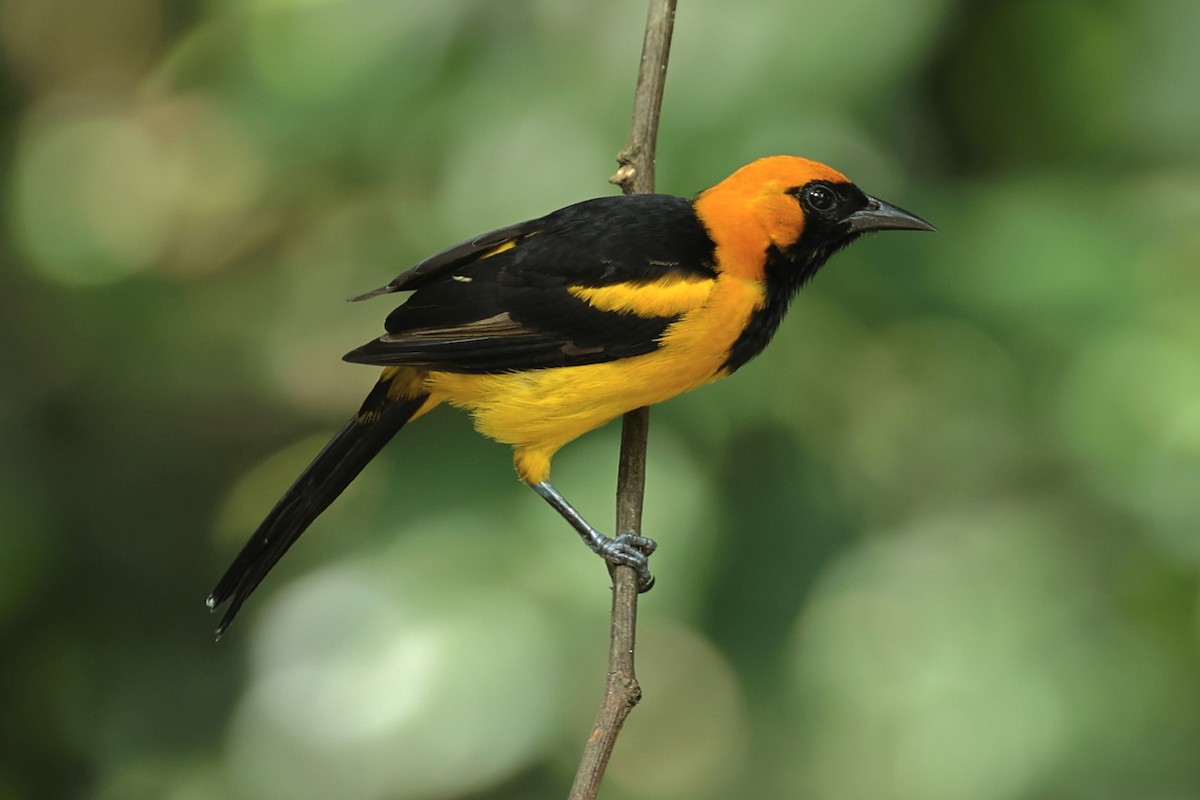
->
[207,155,934,635]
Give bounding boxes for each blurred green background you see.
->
[2,0,1199,798]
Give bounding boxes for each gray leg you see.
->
[530,481,656,591]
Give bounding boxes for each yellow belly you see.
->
[424,274,763,483]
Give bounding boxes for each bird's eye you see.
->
[803,185,837,213]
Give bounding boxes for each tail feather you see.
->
[207,381,429,637]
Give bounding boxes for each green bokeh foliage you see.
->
[1,1,1197,798]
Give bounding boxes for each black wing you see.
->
[344,194,717,373]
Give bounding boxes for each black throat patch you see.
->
[720,237,856,374]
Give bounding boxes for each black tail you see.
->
[207,380,429,637]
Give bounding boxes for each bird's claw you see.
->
[601,532,657,592]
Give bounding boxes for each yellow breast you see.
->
[424,274,764,483]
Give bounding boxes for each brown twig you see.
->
[567,1,676,798]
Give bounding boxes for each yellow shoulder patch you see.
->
[568,273,714,317]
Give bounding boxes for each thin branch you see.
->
[568,1,677,798]
[610,1,677,195]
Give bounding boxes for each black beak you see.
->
[847,195,937,234]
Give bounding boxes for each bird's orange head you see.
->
[694,155,933,283]
[692,155,933,374]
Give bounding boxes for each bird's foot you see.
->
[597,532,657,592]
[529,480,658,592]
